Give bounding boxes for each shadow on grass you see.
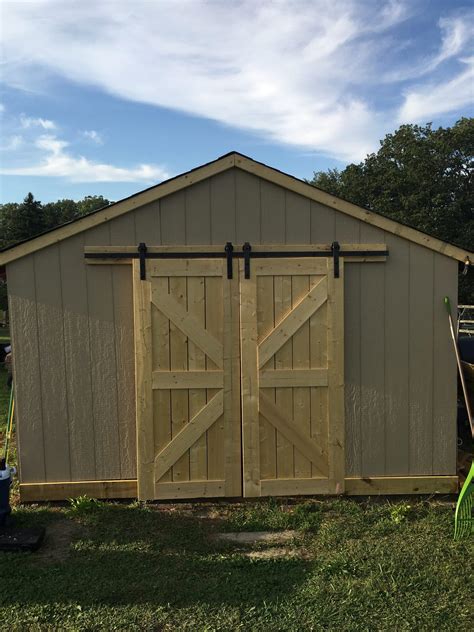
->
[1,504,311,609]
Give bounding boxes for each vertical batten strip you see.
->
[133,260,155,499]
[239,260,261,496]
[327,257,345,493]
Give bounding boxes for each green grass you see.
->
[0,498,472,630]
[0,365,471,630]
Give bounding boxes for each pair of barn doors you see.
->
[133,253,344,500]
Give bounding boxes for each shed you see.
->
[1,152,472,502]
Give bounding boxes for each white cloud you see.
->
[0,134,170,183]
[20,114,56,130]
[398,57,474,122]
[0,1,471,162]
[384,14,474,82]
[0,104,5,113]
[0,135,24,151]
[82,130,103,144]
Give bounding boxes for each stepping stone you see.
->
[216,530,297,544]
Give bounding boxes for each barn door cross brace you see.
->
[84,242,389,280]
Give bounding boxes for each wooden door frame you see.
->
[239,257,345,497]
[133,258,242,500]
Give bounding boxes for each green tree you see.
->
[0,193,45,248]
[310,118,474,302]
[76,195,110,216]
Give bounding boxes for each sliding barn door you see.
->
[239,258,344,497]
[133,259,241,500]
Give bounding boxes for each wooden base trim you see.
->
[260,478,332,496]
[155,481,225,499]
[344,476,458,495]
[20,475,458,502]
[20,479,138,502]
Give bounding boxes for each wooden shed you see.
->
[1,152,472,502]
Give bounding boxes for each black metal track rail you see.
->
[84,241,389,280]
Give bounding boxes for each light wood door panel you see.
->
[133,259,241,500]
[239,257,344,497]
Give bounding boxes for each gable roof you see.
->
[0,151,472,265]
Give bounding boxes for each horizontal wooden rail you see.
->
[19,475,458,501]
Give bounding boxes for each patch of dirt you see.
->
[244,546,311,560]
[216,530,297,544]
[35,519,82,563]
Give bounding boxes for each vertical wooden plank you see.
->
[187,275,207,480]
[285,192,310,245]
[257,275,276,480]
[309,276,328,478]
[409,245,434,475]
[223,265,242,496]
[384,234,410,475]
[34,246,70,481]
[169,276,190,481]
[261,181,285,243]
[160,190,186,244]
[327,258,345,493]
[84,223,121,480]
[292,275,311,478]
[310,201,336,244]
[151,278,171,482]
[235,169,261,243]
[205,275,225,480]
[432,255,457,474]
[360,223,385,476]
[7,257,46,482]
[274,275,294,478]
[110,213,136,479]
[210,170,236,244]
[133,201,161,245]
[240,260,261,496]
[59,234,96,481]
[133,260,154,500]
[286,191,312,479]
[185,180,211,244]
[336,213,361,477]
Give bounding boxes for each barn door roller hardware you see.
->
[84,242,389,279]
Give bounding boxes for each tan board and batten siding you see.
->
[7,165,459,494]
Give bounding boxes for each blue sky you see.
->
[0,0,473,203]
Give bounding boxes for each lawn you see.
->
[0,369,472,631]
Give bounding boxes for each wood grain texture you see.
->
[359,224,385,477]
[84,223,121,480]
[34,246,71,481]
[7,256,46,483]
[239,260,261,496]
[432,255,457,474]
[186,276,207,481]
[133,261,155,500]
[110,213,136,479]
[210,170,236,244]
[59,234,96,480]
[18,474,458,502]
[235,169,261,243]
[409,245,434,475]
[259,276,327,368]
[384,233,409,475]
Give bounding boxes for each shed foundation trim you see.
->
[19,476,458,501]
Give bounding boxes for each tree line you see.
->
[0,194,112,250]
[309,118,473,302]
